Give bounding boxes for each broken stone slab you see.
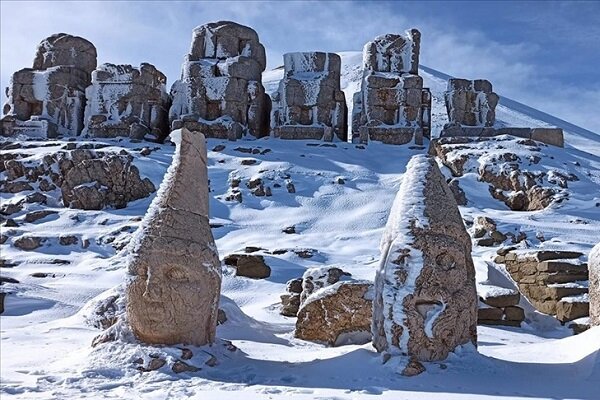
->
[479,285,520,308]
[126,128,221,346]
[295,281,373,346]
[439,126,564,148]
[556,297,589,323]
[372,155,478,367]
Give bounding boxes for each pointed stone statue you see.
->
[372,154,477,374]
[126,127,221,345]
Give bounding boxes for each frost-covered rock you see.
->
[0,145,155,210]
[587,242,600,326]
[126,128,221,345]
[295,281,373,346]
[169,21,270,139]
[1,33,97,138]
[372,155,477,369]
[352,30,431,145]
[83,63,170,140]
[271,52,347,141]
[444,79,498,128]
[429,136,576,211]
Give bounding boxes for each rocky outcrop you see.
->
[429,136,576,211]
[169,21,270,139]
[295,281,373,346]
[1,33,97,137]
[83,63,170,140]
[588,243,599,326]
[0,145,155,209]
[126,128,221,345]
[372,155,477,371]
[271,52,347,141]
[352,30,431,145]
[497,250,589,322]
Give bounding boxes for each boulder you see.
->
[60,151,156,210]
[295,281,373,346]
[126,128,221,346]
[590,242,600,326]
[300,266,351,306]
[231,255,271,279]
[372,155,477,368]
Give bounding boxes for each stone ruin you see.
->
[126,128,221,345]
[444,79,498,128]
[352,29,432,145]
[169,21,271,140]
[270,52,347,141]
[591,242,600,326]
[441,78,564,147]
[1,33,97,138]
[83,63,170,141]
[372,154,477,375]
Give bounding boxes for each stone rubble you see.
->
[496,250,589,322]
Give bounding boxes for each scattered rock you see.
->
[171,360,199,374]
[24,210,58,223]
[282,226,296,234]
[228,254,271,279]
[13,236,44,251]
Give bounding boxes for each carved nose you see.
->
[143,276,162,301]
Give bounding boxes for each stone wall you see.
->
[497,250,589,322]
[83,63,170,140]
[1,33,97,138]
[270,52,347,141]
[169,21,271,140]
[352,30,431,145]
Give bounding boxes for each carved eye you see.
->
[166,268,187,281]
[435,252,456,271]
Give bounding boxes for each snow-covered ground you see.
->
[1,53,599,399]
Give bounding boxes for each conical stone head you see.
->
[372,154,477,363]
[126,128,221,346]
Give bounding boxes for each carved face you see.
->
[127,253,220,346]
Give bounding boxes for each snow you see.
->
[1,50,600,400]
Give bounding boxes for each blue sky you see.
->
[1,1,599,133]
